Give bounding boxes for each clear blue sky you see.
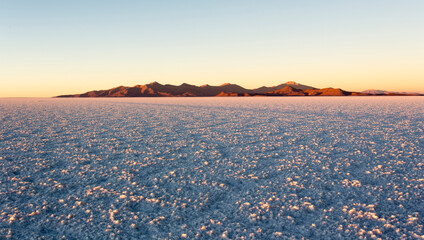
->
[1,0,423,97]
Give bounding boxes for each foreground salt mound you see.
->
[0,97,423,239]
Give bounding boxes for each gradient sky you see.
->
[1,0,423,97]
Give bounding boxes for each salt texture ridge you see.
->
[0,97,423,239]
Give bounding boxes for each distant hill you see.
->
[362,89,422,96]
[362,89,390,95]
[252,81,314,94]
[266,86,307,96]
[56,82,420,97]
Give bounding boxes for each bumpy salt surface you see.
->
[0,97,423,239]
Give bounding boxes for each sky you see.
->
[1,0,423,97]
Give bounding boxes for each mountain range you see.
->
[57,82,421,97]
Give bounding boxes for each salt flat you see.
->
[0,97,423,239]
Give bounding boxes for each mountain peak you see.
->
[285,81,299,85]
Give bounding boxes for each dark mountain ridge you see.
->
[57,81,420,97]
[57,81,321,97]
